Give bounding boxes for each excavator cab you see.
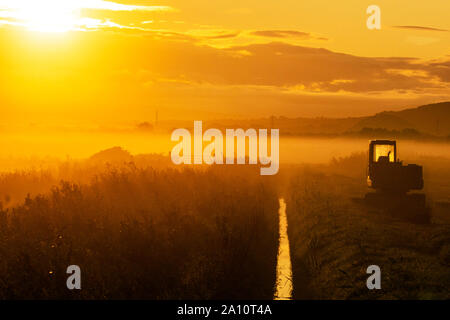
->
[372,141,395,163]
[367,140,423,193]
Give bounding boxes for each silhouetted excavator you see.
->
[367,140,423,193]
[364,140,429,223]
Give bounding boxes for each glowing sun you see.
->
[0,0,172,33]
[1,0,82,33]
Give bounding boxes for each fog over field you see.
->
[1,131,449,167]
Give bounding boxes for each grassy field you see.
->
[284,154,450,299]
[0,148,449,299]
[0,161,278,299]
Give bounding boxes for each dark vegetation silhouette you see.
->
[0,159,278,299]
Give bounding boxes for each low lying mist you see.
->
[1,130,449,171]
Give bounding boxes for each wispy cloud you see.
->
[250,30,327,41]
[81,0,173,12]
[393,25,448,32]
[0,0,173,12]
[186,29,240,40]
[251,30,311,38]
[96,39,450,94]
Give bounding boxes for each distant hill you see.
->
[147,101,450,139]
[273,101,450,138]
[350,112,414,133]
[88,146,173,169]
[384,102,450,136]
[89,146,133,164]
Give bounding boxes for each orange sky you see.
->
[0,0,449,125]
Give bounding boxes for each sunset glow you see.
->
[0,0,448,302]
[0,0,80,32]
[0,0,449,124]
[0,0,172,32]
